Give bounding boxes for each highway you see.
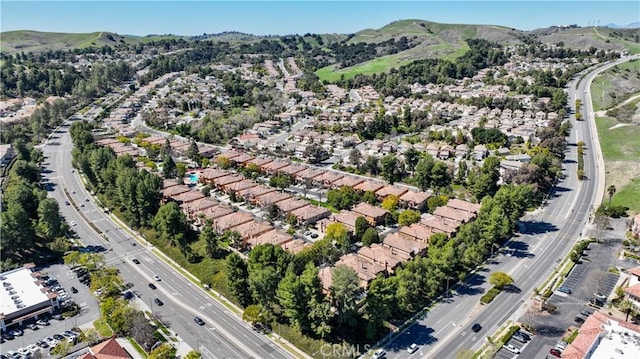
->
[384,56,637,359]
[40,103,293,359]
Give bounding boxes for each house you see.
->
[320,211,360,232]
[331,176,364,189]
[262,160,290,175]
[313,171,344,188]
[399,191,431,211]
[212,212,255,233]
[223,179,257,195]
[230,153,255,166]
[281,239,309,255]
[275,198,310,217]
[199,168,230,184]
[351,202,389,226]
[254,191,291,208]
[375,185,408,200]
[162,179,181,189]
[79,338,131,359]
[212,174,244,190]
[420,215,458,236]
[357,243,410,273]
[335,253,386,289]
[426,143,439,157]
[277,164,307,177]
[438,144,454,160]
[630,214,640,239]
[505,153,532,163]
[473,144,488,160]
[181,197,218,220]
[353,181,385,194]
[247,156,274,169]
[196,205,235,225]
[171,190,205,205]
[624,267,640,310]
[446,198,481,215]
[455,144,469,158]
[247,230,294,249]
[294,168,324,183]
[161,185,191,201]
[399,223,434,243]
[291,205,331,226]
[433,205,477,226]
[232,220,274,248]
[382,232,428,257]
[238,185,276,203]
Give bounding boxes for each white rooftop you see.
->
[0,267,49,316]
[589,319,640,359]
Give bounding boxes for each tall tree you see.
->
[414,155,435,191]
[226,252,252,307]
[37,197,61,240]
[200,222,220,257]
[330,265,363,328]
[607,185,616,208]
[152,202,188,247]
[162,155,177,179]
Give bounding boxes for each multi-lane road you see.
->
[40,113,293,358]
[384,56,637,359]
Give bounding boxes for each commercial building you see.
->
[0,264,59,331]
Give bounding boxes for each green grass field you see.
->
[611,177,640,213]
[595,117,640,161]
[316,54,411,82]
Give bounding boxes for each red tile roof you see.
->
[248,230,294,249]
[375,185,408,198]
[80,338,131,359]
[446,198,481,214]
[352,202,389,219]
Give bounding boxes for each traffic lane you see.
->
[117,250,288,358]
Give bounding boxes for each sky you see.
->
[1,1,639,36]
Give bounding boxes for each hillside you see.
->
[317,19,524,81]
[0,30,185,53]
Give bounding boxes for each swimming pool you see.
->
[187,173,199,183]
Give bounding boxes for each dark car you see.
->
[574,316,585,323]
[194,316,205,326]
[558,286,572,294]
[154,298,164,306]
[125,282,134,289]
[580,309,592,317]
[148,283,157,290]
[53,334,65,341]
[132,259,140,264]
[512,332,528,343]
[71,286,78,293]
[471,323,482,332]
[549,348,562,357]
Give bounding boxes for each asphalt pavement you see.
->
[39,99,294,359]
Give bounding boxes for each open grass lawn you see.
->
[316,54,411,82]
[590,60,640,111]
[93,319,113,337]
[595,117,640,162]
[611,177,640,213]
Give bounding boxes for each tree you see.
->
[607,185,616,208]
[200,223,220,257]
[324,222,350,253]
[361,155,380,175]
[403,147,421,173]
[176,162,187,180]
[380,154,403,184]
[381,195,399,211]
[349,148,362,166]
[214,156,231,169]
[127,311,156,351]
[398,209,421,226]
[431,161,451,192]
[593,211,610,243]
[355,216,370,240]
[184,351,202,359]
[414,155,435,190]
[226,252,252,307]
[152,202,188,247]
[37,197,61,240]
[276,270,308,329]
[186,140,201,162]
[270,175,292,190]
[489,271,513,290]
[148,344,174,359]
[361,228,380,246]
[619,299,635,322]
[242,304,264,324]
[330,265,363,328]
[162,154,177,179]
[365,276,397,339]
[308,296,334,339]
[362,190,378,205]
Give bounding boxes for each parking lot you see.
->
[1,263,99,358]
[493,329,534,359]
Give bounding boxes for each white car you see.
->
[407,343,419,354]
[153,275,161,281]
[26,344,40,353]
[44,336,59,347]
[504,344,521,354]
[70,221,77,226]
[372,349,387,359]
[17,348,31,356]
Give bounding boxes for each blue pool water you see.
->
[188,173,199,183]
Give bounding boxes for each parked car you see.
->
[44,336,59,347]
[154,298,164,306]
[71,286,78,293]
[26,344,39,353]
[35,340,49,348]
[36,319,49,326]
[132,258,140,264]
[194,316,205,326]
[575,316,585,323]
[556,341,568,350]
[549,348,562,357]
[580,309,592,317]
[558,286,572,294]
[9,329,23,337]
[503,344,520,354]
[148,283,157,290]
[512,332,528,343]
[372,349,387,359]
[52,314,64,320]
[26,323,39,330]
[407,343,419,354]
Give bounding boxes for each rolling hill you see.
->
[0,30,186,53]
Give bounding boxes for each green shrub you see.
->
[499,325,521,346]
[480,287,501,304]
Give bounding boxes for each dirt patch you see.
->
[604,160,640,191]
